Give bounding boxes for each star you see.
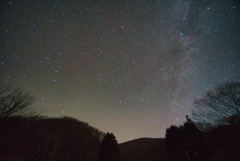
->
[1,0,239,143]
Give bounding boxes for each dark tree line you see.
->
[0,83,122,161]
[166,116,210,161]
[166,80,240,161]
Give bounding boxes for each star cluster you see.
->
[0,0,239,142]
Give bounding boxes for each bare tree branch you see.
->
[192,81,240,130]
[0,85,35,119]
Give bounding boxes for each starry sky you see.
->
[0,0,240,143]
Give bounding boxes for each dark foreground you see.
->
[0,116,239,161]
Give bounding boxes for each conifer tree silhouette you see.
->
[98,132,120,161]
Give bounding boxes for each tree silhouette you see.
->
[165,125,183,161]
[192,81,240,129]
[0,85,34,119]
[98,132,120,161]
[166,116,210,161]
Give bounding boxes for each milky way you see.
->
[0,0,239,142]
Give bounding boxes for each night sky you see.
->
[0,0,240,143]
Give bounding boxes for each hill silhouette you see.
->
[119,138,167,161]
[0,116,104,161]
